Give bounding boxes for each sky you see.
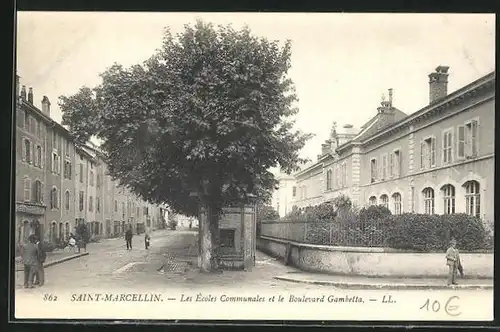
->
[16,12,495,172]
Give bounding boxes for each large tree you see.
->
[59,21,312,272]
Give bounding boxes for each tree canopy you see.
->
[59,20,312,218]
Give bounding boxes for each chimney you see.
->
[28,87,33,104]
[41,96,51,116]
[21,85,27,100]
[429,65,449,104]
[388,88,393,107]
[321,143,330,155]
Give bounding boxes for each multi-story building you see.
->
[15,77,169,246]
[270,173,296,217]
[279,66,494,224]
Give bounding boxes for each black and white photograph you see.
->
[12,12,494,321]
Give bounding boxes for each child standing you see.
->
[446,238,463,285]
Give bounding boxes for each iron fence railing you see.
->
[260,219,391,247]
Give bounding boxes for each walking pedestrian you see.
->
[145,232,150,250]
[33,236,46,286]
[125,225,133,250]
[445,238,462,285]
[21,235,39,288]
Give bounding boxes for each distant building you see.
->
[270,173,296,217]
[274,66,495,224]
[14,76,167,247]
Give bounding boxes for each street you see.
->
[14,229,493,321]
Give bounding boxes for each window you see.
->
[36,120,41,138]
[370,158,377,183]
[143,207,148,215]
[65,140,70,156]
[36,145,42,168]
[89,196,93,212]
[50,187,59,209]
[442,130,453,164]
[220,229,235,248]
[441,184,455,214]
[79,191,84,211]
[97,174,101,188]
[90,171,94,186]
[24,112,29,130]
[369,196,377,206]
[292,186,296,197]
[464,181,480,217]
[30,117,36,135]
[33,180,42,203]
[457,125,465,159]
[59,222,63,240]
[326,169,333,190]
[65,191,70,210]
[390,150,401,178]
[24,139,31,163]
[96,197,100,212]
[79,164,84,183]
[52,131,57,150]
[136,207,140,217]
[65,222,70,240]
[465,120,478,158]
[381,155,387,181]
[122,202,125,218]
[420,137,436,169]
[380,194,389,209]
[23,177,31,201]
[422,187,435,215]
[52,153,57,173]
[115,200,118,212]
[64,161,71,179]
[341,163,347,187]
[392,193,402,215]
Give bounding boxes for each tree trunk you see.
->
[198,203,220,272]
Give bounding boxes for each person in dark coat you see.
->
[125,225,133,250]
[33,236,46,286]
[144,232,150,250]
[22,235,39,288]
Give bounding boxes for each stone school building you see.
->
[272,66,495,225]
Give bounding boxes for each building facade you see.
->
[275,66,495,224]
[14,77,168,247]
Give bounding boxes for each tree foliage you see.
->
[59,20,311,220]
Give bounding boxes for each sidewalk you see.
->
[274,270,494,290]
[15,250,88,272]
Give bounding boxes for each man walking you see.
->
[125,225,133,250]
[33,236,46,286]
[144,232,150,250]
[21,235,39,288]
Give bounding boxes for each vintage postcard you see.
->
[13,12,494,322]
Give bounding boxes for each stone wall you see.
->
[258,236,493,278]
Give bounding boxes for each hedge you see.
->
[386,213,492,252]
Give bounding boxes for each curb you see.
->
[15,252,89,272]
[274,276,494,290]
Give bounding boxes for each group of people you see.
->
[124,225,151,250]
[21,234,46,288]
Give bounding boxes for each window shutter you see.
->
[40,147,44,169]
[397,151,401,177]
[457,125,465,158]
[420,141,424,168]
[41,183,44,203]
[22,139,26,162]
[442,132,447,163]
[430,138,436,166]
[24,178,30,201]
[471,120,478,156]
